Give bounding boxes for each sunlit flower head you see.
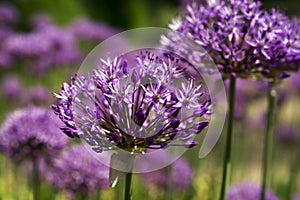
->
[53,51,212,154]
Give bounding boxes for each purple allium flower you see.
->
[1,75,22,100]
[0,3,19,26]
[0,106,69,163]
[69,18,117,42]
[45,145,109,197]
[164,0,300,80]
[52,51,212,153]
[4,21,81,73]
[140,157,193,192]
[226,182,279,200]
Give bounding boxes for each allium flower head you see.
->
[0,106,69,162]
[53,51,212,154]
[226,182,279,200]
[164,0,300,80]
[45,145,109,197]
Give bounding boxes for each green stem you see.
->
[124,172,133,200]
[165,165,173,200]
[219,75,236,200]
[32,158,40,200]
[260,81,277,200]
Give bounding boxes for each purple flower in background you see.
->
[4,17,81,73]
[294,194,300,200]
[276,125,298,145]
[30,14,53,31]
[45,145,109,197]
[53,51,212,153]
[1,75,22,100]
[0,50,13,68]
[140,157,193,192]
[69,18,117,42]
[0,106,69,163]
[0,3,19,26]
[289,72,300,92]
[226,182,279,200]
[164,0,300,79]
[26,86,52,105]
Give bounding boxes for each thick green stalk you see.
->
[32,158,40,200]
[219,75,236,200]
[124,172,133,200]
[260,81,277,200]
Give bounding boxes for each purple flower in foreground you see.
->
[226,182,279,200]
[0,106,69,163]
[45,145,109,197]
[53,51,212,153]
[163,0,300,79]
[1,75,22,100]
[140,157,193,192]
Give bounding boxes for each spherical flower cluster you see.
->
[45,145,109,197]
[226,182,279,200]
[163,0,300,80]
[140,157,193,192]
[53,51,212,153]
[0,106,69,163]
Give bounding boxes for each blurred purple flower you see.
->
[276,125,298,145]
[26,86,52,105]
[0,50,13,68]
[140,157,194,191]
[294,194,300,200]
[53,52,212,153]
[0,106,69,163]
[226,182,279,200]
[0,3,19,26]
[1,75,22,100]
[45,145,109,197]
[289,72,300,92]
[4,21,81,73]
[69,18,117,42]
[164,0,300,79]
